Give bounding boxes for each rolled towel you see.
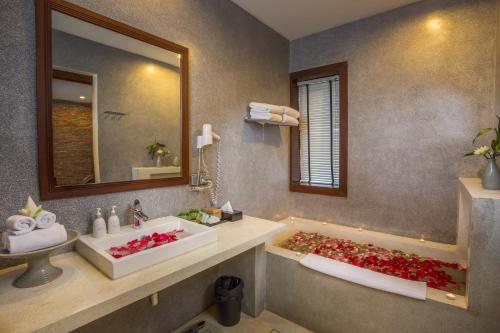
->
[250,110,282,122]
[249,102,300,118]
[3,223,67,253]
[281,114,299,126]
[249,102,283,114]
[5,215,36,235]
[282,106,300,119]
[35,210,56,229]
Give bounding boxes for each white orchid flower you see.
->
[473,146,491,156]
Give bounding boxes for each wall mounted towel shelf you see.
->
[244,116,297,127]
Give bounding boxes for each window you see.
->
[290,62,348,196]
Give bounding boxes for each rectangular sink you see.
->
[76,216,218,279]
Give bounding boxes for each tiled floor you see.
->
[174,306,312,333]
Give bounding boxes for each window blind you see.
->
[298,75,340,187]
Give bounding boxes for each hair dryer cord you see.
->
[201,140,222,207]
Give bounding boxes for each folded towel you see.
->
[35,210,56,229]
[249,102,283,114]
[249,102,300,118]
[282,106,300,119]
[5,215,36,235]
[299,254,427,300]
[3,223,67,253]
[281,114,299,126]
[249,110,282,122]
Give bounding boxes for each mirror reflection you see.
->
[51,10,182,186]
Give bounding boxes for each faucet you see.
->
[132,199,149,229]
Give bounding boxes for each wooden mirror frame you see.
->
[36,0,189,200]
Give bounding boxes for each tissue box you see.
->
[202,207,222,218]
[221,210,242,222]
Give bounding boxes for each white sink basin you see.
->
[76,216,218,279]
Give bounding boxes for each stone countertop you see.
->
[460,177,500,200]
[0,216,285,333]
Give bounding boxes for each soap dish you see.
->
[0,229,79,288]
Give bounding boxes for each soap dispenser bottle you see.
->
[93,208,107,238]
[107,205,120,234]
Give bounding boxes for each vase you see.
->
[156,155,163,167]
[482,159,500,190]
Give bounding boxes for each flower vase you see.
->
[156,155,163,167]
[482,159,500,190]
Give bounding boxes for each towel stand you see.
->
[244,116,297,127]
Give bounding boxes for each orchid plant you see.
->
[465,116,500,160]
[146,139,167,160]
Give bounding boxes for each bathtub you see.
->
[266,216,468,308]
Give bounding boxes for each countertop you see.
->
[0,216,285,333]
[460,177,500,200]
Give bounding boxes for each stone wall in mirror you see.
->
[51,10,182,186]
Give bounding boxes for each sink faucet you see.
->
[132,199,149,229]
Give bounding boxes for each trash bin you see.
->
[214,276,244,327]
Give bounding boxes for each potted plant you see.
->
[465,116,500,189]
[146,139,169,167]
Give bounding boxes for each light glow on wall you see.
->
[426,18,443,32]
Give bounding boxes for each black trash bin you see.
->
[214,276,244,327]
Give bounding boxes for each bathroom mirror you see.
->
[36,0,189,199]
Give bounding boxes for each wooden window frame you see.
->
[53,69,93,85]
[289,62,348,197]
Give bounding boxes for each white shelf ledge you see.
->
[459,177,500,200]
[244,116,297,127]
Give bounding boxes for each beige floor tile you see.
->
[174,306,312,333]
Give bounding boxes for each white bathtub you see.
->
[266,216,468,309]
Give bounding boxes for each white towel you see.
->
[249,102,283,114]
[35,210,56,229]
[250,110,282,122]
[282,106,300,119]
[5,215,36,235]
[299,254,427,300]
[3,223,67,253]
[249,102,300,119]
[281,114,299,126]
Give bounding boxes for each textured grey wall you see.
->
[497,0,500,115]
[53,30,181,183]
[289,0,497,243]
[0,0,290,268]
